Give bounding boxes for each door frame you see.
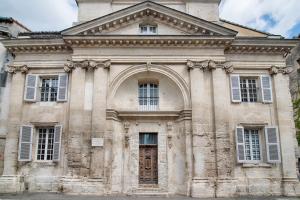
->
[139,132,158,185]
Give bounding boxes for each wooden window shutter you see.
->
[261,75,273,103]
[24,74,38,102]
[265,126,281,163]
[57,74,68,102]
[18,125,33,161]
[236,126,245,163]
[53,125,62,161]
[230,75,241,103]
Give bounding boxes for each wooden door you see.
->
[139,133,158,184]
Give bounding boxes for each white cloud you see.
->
[220,0,300,38]
[0,0,77,31]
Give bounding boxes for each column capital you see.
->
[5,64,29,74]
[187,59,216,71]
[222,62,234,74]
[269,65,293,75]
[187,59,233,73]
[64,59,111,72]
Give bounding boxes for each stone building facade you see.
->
[0,0,300,197]
[0,17,30,175]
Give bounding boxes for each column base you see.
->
[0,175,23,193]
[191,178,215,198]
[0,175,105,194]
[283,178,300,196]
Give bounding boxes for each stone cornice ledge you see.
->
[225,38,299,56]
[2,38,72,54]
[63,35,234,48]
[106,109,192,120]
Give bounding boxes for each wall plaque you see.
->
[91,138,104,147]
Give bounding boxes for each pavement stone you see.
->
[0,193,299,200]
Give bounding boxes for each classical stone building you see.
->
[0,0,300,197]
[0,17,29,175]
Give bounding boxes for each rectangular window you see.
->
[139,83,159,111]
[40,77,58,102]
[37,127,55,161]
[140,25,157,35]
[240,78,258,102]
[244,129,261,161]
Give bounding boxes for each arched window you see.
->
[139,83,159,111]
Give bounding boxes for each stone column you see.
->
[188,60,215,198]
[2,65,28,175]
[65,61,87,176]
[89,60,110,178]
[272,67,299,196]
[211,62,234,196]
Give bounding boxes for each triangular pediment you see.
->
[62,1,237,36]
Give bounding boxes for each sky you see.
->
[0,0,299,38]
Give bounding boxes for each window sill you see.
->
[242,163,272,168]
[33,161,57,166]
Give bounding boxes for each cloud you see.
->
[220,0,300,38]
[0,0,77,31]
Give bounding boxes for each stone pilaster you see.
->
[211,62,235,196]
[272,67,299,196]
[188,60,215,198]
[65,61,86,176]
[2,65,28,175]
[90,60,110,178]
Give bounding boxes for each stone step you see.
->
[131,192,168,197]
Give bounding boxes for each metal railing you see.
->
[139,97,159,111]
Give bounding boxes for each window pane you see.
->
[244,130,251,160]
[139,133,157,145]
[244,129,261,161]
[248,79,258,102]
[240,79,248,102]
[251,130,261,160]
[40,77,58,102]
[37,127,55,161]
[37,128,47,160]
[240,78,258,102]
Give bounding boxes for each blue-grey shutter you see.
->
[57,74,68,101]
[53,125,62,161]
[236,126,245,163]
[230,75,241,102]
[265,127,281,163]
[18,125,33,161]
[24,74,38,101]
[261,75,273,103]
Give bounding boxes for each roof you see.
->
[0,16,31,32]
[220,19,280,37]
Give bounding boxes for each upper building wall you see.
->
[76,0,221,23]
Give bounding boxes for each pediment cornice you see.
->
[63,35,234,48]
[62,1,237,36]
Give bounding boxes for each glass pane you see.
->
[251,130,261,160]
[244,130,251,160]
[139,133,157,145]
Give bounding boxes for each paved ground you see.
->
[0,193,299,200]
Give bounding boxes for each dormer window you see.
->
[140,25,157,35]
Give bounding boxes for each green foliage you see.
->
[293,98,300,145]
